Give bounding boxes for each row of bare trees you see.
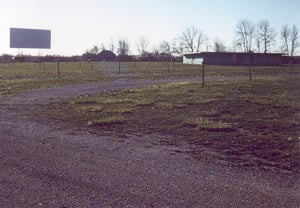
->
[87,19,299,57]
[281,25,299,57]
[235,19,299,57]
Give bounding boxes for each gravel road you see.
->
[0,78,299,207]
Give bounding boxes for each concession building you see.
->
[183,52,283,66]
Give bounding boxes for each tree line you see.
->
[86,19,299,58]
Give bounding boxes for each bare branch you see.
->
[178,26,207,53]
[291,25,299,56]
[214,38,226,52]
[235,19,255,52]
[136,37,149,56]
[256,20,276,53]
[117,38,129,56]
[159,40,171,54]
[280,24,290,55]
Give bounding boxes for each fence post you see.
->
[57,62,61,78]
[43,62,45,72]
[289,57,293,76]
[249,51,253,81]
[202,62,205,88]
[249,64,252,81]
[118,61,121,73]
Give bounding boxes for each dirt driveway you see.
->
[0,78,299,207]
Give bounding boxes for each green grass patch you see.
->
[86,116,125,127]
[184,117,233,131]
[76,105,103,113]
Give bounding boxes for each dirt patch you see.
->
[34,78,300,173]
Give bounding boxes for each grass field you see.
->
[1,62,299,172]
[34,77,300,173]
[1,61,299,96]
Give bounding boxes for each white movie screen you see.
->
[10,28,51,49]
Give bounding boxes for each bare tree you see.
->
[117,39,129,56]
[235,19,255,52]
[171,38,184,55]
[109,38,115,53]
[281,24,299,56]
[178,26,207,53]
[159,40,171,54]
[256,20,276,53]
[281,25,290,55]
[254,35,261,53]
[291,25,299,57]
[214,38,226,52]
[89,45,99,54]
[136,37,149,56]
[100,43,106,51]
[151,45,160,55]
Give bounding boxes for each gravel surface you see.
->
[0,78,299,207]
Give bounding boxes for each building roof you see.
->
[96,50,116,61]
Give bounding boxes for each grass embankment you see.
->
[1,62,298,96]
[36,78,300,173]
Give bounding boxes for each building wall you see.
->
[252,53,282,66]
[184,52,282,66]
[282,56,300,64]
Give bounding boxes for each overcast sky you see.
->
[1,0,299,56]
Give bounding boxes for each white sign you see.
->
[183,54,203,65]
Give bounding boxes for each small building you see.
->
[97,50,116,62]
[183,53,203,65]
[183,52,282,66]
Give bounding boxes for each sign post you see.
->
[182,53,205,87]
[289,56,293,76]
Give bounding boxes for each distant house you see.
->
[183,52,282,66]
[97,50,116,62]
